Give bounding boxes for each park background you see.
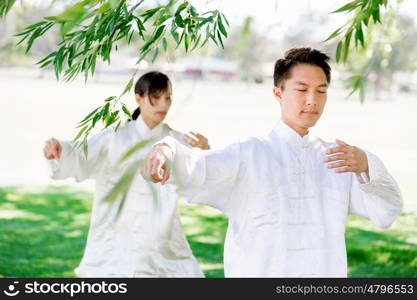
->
[0,0,416,277]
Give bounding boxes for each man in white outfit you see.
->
[142,48,403,277]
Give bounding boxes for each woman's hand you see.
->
[44,138,62,160]
[141,143,173,184]
[184,132,210,150]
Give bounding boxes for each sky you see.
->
[190,0,416,36]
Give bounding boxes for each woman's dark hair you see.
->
[273,47,331,89]
[131,71,172,120]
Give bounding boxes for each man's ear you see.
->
[273,86,283,102]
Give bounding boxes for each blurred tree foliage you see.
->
[0,0,413,205]
[342,11,417,100]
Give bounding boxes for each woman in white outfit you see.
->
[43,71,209,277]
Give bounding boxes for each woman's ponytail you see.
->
[131,107,141,120]
[129,71,171,122]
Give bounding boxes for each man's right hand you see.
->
[44,138,62,160]
[142,143,173,184]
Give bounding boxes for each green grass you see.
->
[0,186,416,277]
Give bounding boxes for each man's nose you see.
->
[306,91,317,106]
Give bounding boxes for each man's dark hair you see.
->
[273,47,331,88]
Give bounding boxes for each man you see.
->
[142,48,403,277]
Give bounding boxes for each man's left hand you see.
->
[324,139,369,177]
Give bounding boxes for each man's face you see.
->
[273,63,328,135]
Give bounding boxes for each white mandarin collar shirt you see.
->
[273,119,317,150]
[46,118,203,278]
[135,115,165,140]
[158,120,403,277]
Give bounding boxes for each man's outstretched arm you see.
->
[142,136,241,215]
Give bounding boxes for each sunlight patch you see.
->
[0,209,45,220]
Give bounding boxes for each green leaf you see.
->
[371,8,381,23]
[104,96,117,102]
[83,139,89,159]
[221,13,229,26]
[141,6,164,23]
[98,2,111,14]
[103,159,142,204]
[151,47,159,62]
[324,26,344,42]
[175,14,184,28]
[102,103,110,120]
[72,125,89,142]
[118,140,150,163]
[36,51,57,67]
[217,30,224,48]
[191,34,202,51]
[355,24,364,48]
[121,77,134,96]
[153,25,165,41]
[0,0,17,18]
[114,120,122,132]
[336,41,343,63]
[343,31,352,63]
[77,106,102,125]
[359,80,365,104]
[154,14,172,26]
[217,16,227,38]
[331,1,359,13]
[162,37,168,52]
[175,2,188,16]
[92,111,102,127]
[184,34,189,52]
[105,111,119,128]
[122,104,132,118]
[171,30,180,45]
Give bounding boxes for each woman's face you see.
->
[135,89,172,127]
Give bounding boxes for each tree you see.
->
[1,0,229,153]
[342,11,417,100]
[0,0,400,214]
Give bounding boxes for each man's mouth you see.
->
[302,111,318,114]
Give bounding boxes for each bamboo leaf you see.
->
[0,0,17,18]
[121,77,134,97]
[342,31,352,63]
[122,104,132,118]
[371,8,381,23]
[355,24,364,48]
[162,37,168,52]
[118,140,150,163]
[221,13,229,26]
[324,26,344,42]
[151,47,160,62]
[175,2,188,16]
[103,159,142,203]
[77,106,102,124]
[336,41,343,63]
[217,17,227,38]
[331,1,359,13]
[83,138,89,159]
[72,125,89,142]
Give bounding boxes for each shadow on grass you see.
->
[346,216,417,277]
[0,186,227,278]
[0,186,91,277]
[1,186,416,277]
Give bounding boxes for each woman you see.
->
[43,71,209,277]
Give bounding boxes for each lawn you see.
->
[0,186,416,278]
